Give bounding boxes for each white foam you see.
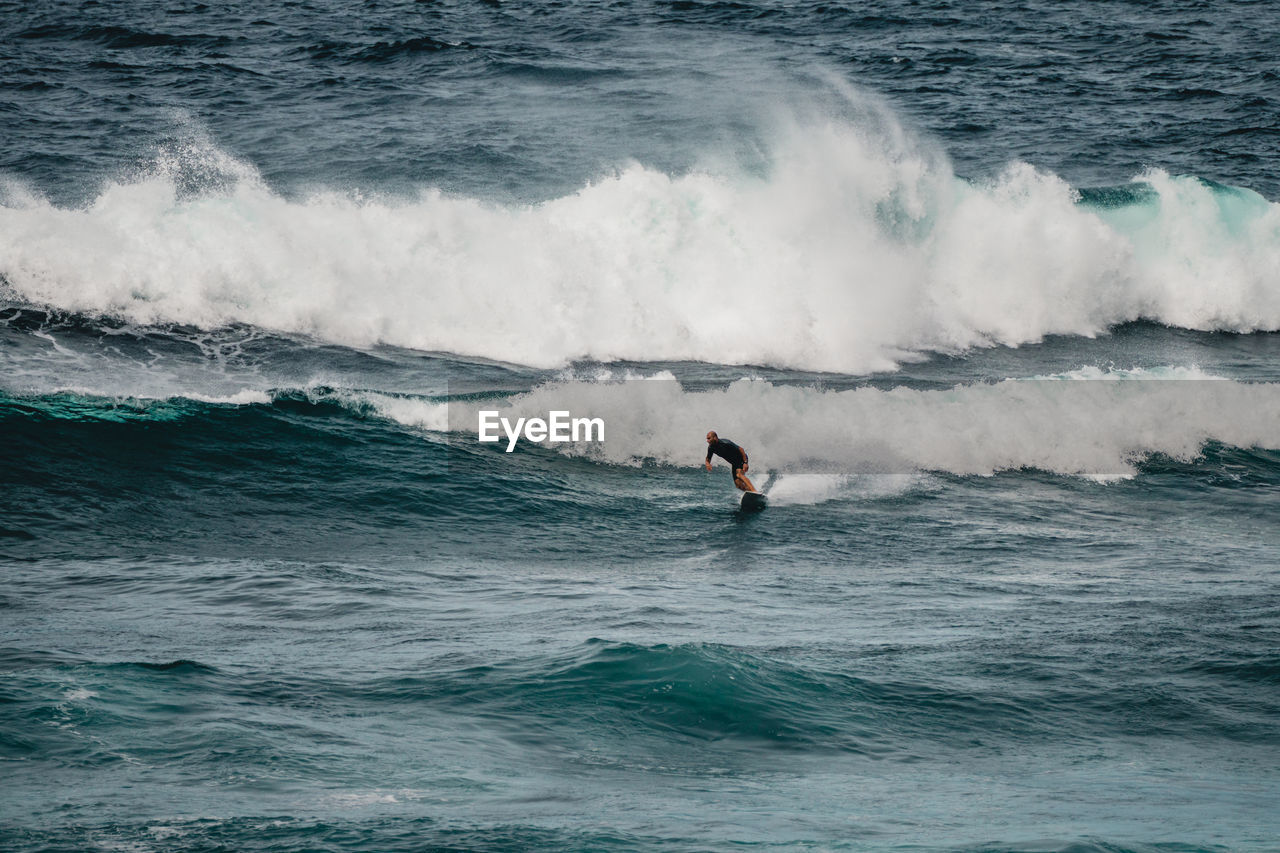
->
[1028,365,1226,381]
[39,384,273,408]
[763,472,929,504]
[1,110,1278,374]
[334,389,450,431]
[764,473,850,505]
[184,389,273,405]
[391,375,1280,479]
[314,789,431,809]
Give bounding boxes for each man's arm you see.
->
[740,447,748,472]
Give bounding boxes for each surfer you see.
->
[705,431,757,493]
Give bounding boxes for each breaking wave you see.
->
[1,109,1277,374]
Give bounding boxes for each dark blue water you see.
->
[2,2,1279,851]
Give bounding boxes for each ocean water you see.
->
[2,1,1279,851]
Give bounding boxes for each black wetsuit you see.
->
[706,438,747,475]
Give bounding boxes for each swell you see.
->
[5,638,1275,766]
[5,381,1273,565]
[0,390,454,559]
[5,369,1280,535]
[7,374,1280,482]
[14,23,236,50]
[1,112,1277,374]
[393,638,1280,748]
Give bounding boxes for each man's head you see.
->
[706,431,718,444]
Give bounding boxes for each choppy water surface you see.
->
[2,1,1278,850]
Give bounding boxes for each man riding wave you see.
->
[704,431,757,493]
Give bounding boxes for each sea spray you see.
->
[2,122,1278,374]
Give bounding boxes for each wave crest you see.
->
[1,119,1277,373]
[428,374,1280,479]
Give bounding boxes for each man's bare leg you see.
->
[734,470,757,493]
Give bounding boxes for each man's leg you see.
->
[733,468,756,493]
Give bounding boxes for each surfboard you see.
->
[740,490,767,511]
